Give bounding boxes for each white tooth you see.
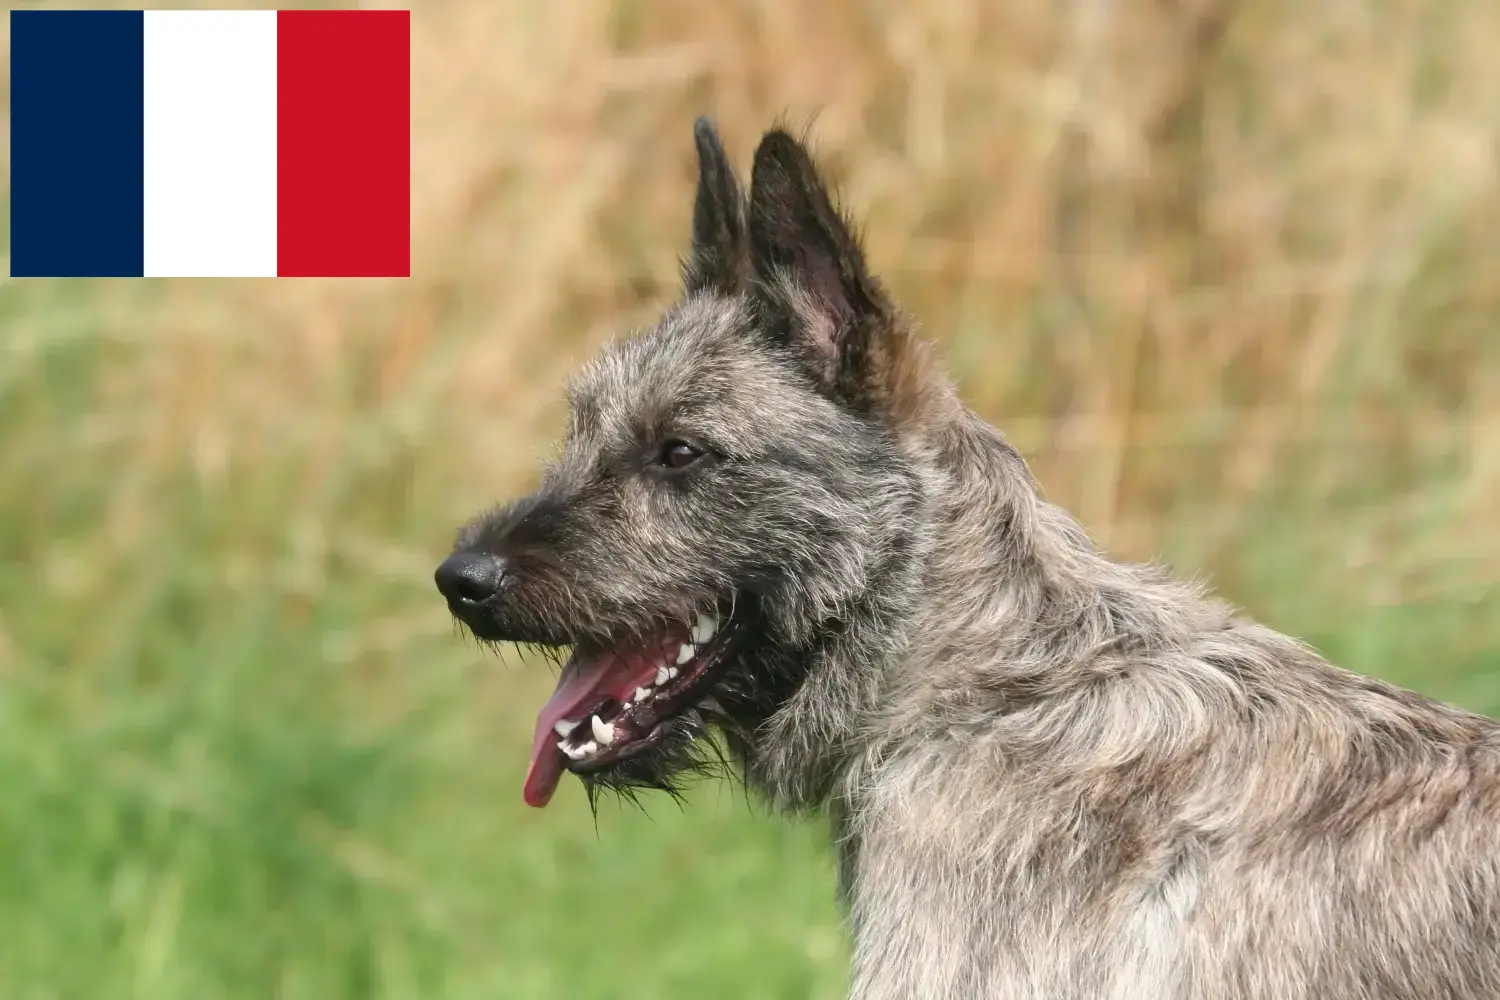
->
[576,740,598,757]
[591,715,616,746]
[655,666,671,686]
[676,643,696,665]
[667,666,679,680]
[553,719,578,738]
[560,740,587,760]
[635,687,653,703]
[692,612,718,644]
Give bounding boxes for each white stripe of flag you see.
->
[143,11,278,278]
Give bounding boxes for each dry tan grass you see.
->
[9,8,1500,991]
[6,0,1500,625]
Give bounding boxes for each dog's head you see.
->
[436,120,929,807]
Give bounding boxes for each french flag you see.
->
[10,9,410,278]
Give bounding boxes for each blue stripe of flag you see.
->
[10,10,145,278]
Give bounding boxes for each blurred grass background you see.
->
[3,0,1499,996]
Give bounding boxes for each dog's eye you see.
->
[658,440,703,470]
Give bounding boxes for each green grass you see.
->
[0,290,853,1000]
[1,245,1496,1000]
[2,282,1496,1000]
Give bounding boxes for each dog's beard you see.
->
[572,698,738,807]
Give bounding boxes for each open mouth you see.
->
[522,603,739,807]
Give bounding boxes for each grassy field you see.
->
[3,0,1500,997]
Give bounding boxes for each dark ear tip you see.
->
[751,129,812,171]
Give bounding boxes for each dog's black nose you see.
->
[435,551,507,610]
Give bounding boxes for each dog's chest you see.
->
[835,767,1198,1000]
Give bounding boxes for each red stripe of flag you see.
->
[276,10,409,278]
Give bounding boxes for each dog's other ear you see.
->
[746,128,892,392]
[682,117,748,297]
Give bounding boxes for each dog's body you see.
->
[437,121,1500,999]
[829,414,1500,999]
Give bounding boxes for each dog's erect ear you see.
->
[682,117,748,297]
[746,129,891,391]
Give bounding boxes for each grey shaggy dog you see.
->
[436,119,1500,999]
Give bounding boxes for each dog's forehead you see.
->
[566,297,788,435]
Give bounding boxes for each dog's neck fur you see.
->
[743,332,1230,812]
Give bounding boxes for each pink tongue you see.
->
[523,644,663,808]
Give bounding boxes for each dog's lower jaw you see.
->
[571,615,875,811]
[551,599,820,805]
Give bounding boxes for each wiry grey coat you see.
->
[438,120,1500,1000]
